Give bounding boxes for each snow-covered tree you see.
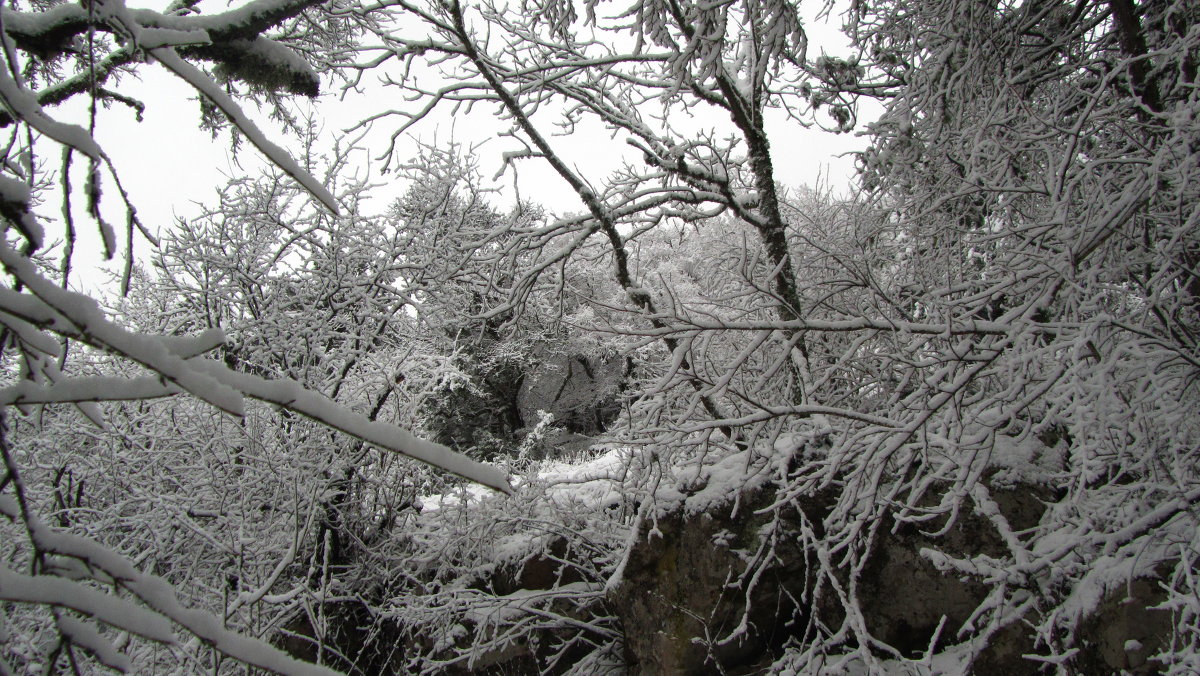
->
[4,0,1199,672]
[351,0,1200,671]
[0,0,508,672]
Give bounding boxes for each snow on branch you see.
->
[0,0,323,132]
[152,47,339,214]
[0,493,343,675]
[0,240,511,492]
[0,174,44,250]
[0,244,248,416]
[187,358,515,493]
[0,565,177,644]
[0,43,103,161]
[0,376,180,406]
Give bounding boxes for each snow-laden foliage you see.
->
[0,0,509,671]
[344,0,1200,671]
[3,0,1200,673]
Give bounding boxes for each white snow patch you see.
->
[680,448,777,517]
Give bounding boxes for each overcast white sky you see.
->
[52,1,872,292]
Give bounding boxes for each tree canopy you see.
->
[1,0,1198,673]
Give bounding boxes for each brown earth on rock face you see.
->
[609,485,823,675]
[276,474,1172,674]
[1073,575,1172,674]
[607,478,1172,675]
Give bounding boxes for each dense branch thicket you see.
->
[1,0,1198,673]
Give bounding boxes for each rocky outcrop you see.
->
[280,459,1174,675]
[608,478,1173,674]
[1074,575,1172,674]
[610,491,810,673]
[518,353,627,437]
[427,351,629,460]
